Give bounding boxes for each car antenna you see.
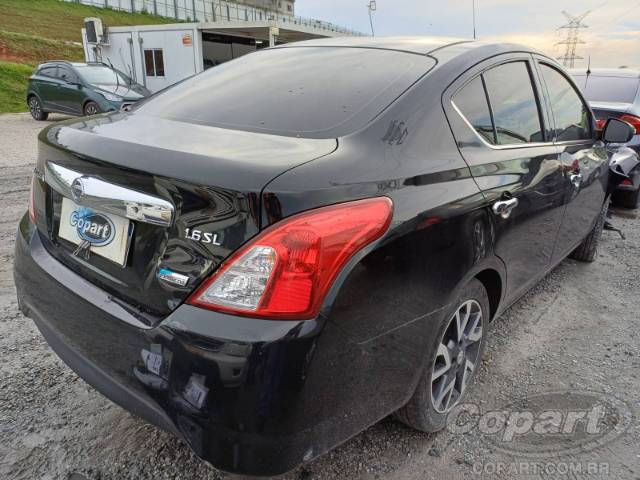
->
[585,55,592,89]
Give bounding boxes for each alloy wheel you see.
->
[430,299,483,413]
[29,97,41,118]
[85,103,99,115]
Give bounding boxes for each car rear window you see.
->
[134,47,435,138]
[573,74,640,104]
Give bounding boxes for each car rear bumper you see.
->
[13,214,330,476]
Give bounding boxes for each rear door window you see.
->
[482,62,545,145]
[453,76,495,144]
[540,64,591,142]
[38,65,58,78]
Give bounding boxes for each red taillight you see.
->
[619,114,640,134]
[621,178,633,186]
[188,197,393,320]
[595,118,607,130]
[28,175,37,223]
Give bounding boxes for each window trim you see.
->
[451,58,551,150]
[479,74,497,144]
[534,59,595,145]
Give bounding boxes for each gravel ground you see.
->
[1,112,639,480]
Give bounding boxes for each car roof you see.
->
[275,36,471,55]
[274,36,550,67]
[39,61,104,68]
[569,68,640,79]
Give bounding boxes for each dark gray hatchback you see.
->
[26,61,151,120]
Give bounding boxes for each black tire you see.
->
[28,96,48,121]
[612,187,639,209]
[83,101,100,116]
[569,197,609,262]
[394,278,489,432]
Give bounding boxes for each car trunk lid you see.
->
[33,114,337,322]
[590,101,633,120]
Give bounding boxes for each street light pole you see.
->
[472,0,477,39]
[367,1,377,36]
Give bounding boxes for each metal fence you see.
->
[61,0,364,36]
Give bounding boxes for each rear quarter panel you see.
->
[259,65,506,448]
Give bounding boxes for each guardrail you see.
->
[62,0,364,36]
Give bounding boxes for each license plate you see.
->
[58,198,133,266]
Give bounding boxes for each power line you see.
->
[556,10,590,68]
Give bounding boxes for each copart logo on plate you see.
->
[446,390,632,458]
[70,208,115,246]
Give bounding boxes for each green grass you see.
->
[0,0,179,112]
[0,0,177,44]
[0,61,33,113]
[0,30,85,64]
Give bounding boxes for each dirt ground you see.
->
[1,112,639,480]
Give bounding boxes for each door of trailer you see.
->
[138,28,199,92]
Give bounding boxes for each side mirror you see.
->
[602,118,635,144]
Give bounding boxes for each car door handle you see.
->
[492,197,519,219]
[570,173,582,188]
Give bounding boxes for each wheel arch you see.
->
[82,98,96,112]
[474,268,503,321]
[26,91,41,104]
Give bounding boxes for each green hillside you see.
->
[0,0,177,112]
[0,61,33,112]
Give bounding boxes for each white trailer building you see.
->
[81,19,363,92]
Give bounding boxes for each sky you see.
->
[296,0,640,69]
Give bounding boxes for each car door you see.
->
[56,65,86,115]
[35,65,60,111]
[444,55,567,303]
[534,60,609,262]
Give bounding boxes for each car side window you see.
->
[58,66,79,84]
[483,61,545,145]
[452,76,496,144]
[539,64,591,142]
[38,65,58,78]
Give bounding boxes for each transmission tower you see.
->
[556,10,590,68]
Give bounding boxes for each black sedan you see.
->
[14,38,637,476]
